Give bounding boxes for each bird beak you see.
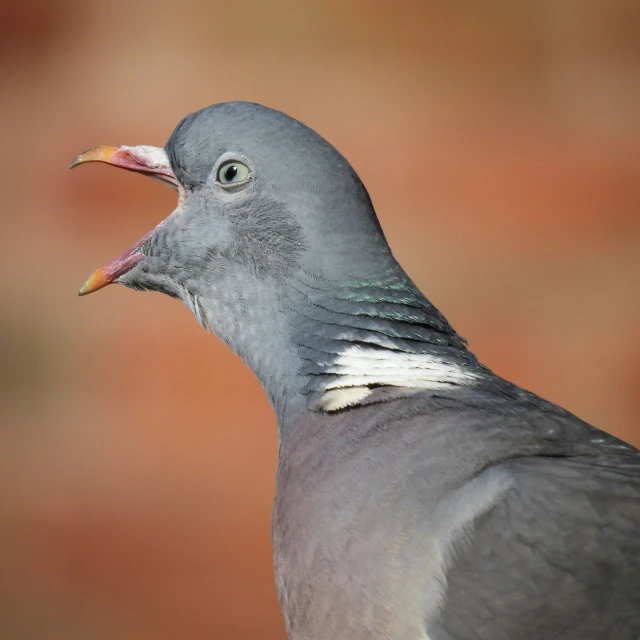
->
[77,228,158,296]
[69,144,179,190]
[71,144,177,296]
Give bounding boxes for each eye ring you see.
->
[216,160,251,187]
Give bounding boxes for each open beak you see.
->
[70,144,177,296]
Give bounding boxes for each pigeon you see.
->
[71,102,640,640]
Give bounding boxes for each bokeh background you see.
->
[1,1,639,638]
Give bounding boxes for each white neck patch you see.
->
[316,345,480,411]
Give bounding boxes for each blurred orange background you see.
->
[1,1,639,638]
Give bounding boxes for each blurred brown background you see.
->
[0,0,639,638]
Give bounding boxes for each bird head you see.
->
[72,102,390,305]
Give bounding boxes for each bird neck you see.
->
[274,266,488,430]
[193,265,488,436]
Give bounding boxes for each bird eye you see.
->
[217,161,250,186]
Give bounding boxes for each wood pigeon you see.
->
[71,102,640,640]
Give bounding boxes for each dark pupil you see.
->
[224,165,238,181]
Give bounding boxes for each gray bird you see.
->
[71,102,640,640]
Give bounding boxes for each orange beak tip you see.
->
[78,269,110,297]
[69,145,119,170]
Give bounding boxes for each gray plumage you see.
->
[76,102,640,639]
